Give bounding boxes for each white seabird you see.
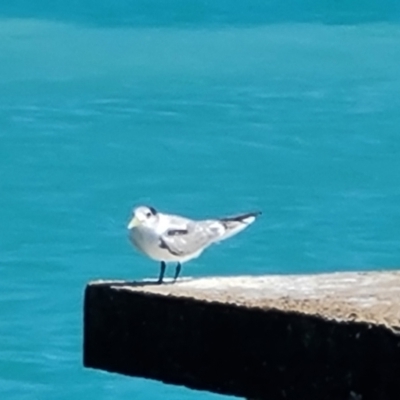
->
[127,205,261,283]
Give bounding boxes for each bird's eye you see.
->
[146,212,152,218]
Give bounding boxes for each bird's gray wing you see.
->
[159,220,222,256]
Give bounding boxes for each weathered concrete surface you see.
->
[83,271,400,400]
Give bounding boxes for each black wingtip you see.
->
[221,210,262,223]
[245,210,262,217]
[248,210,262,219]
[251,210,262,216]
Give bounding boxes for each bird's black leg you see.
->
[173,262,182,282]
[158,261,166,284]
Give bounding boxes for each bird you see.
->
[127,205,261,284]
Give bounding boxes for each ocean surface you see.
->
[1,1,400,399]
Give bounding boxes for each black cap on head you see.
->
[148,206,157,215]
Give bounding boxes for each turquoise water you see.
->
[1,2,400,399]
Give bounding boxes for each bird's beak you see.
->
[127,216,140,229]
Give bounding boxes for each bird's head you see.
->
[127,205,158,229]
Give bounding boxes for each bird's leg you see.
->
[158,261,166,284]
[173,262,182,282]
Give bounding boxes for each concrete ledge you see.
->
[83,271,400,400]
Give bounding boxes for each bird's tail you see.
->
[216,211,261,242]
